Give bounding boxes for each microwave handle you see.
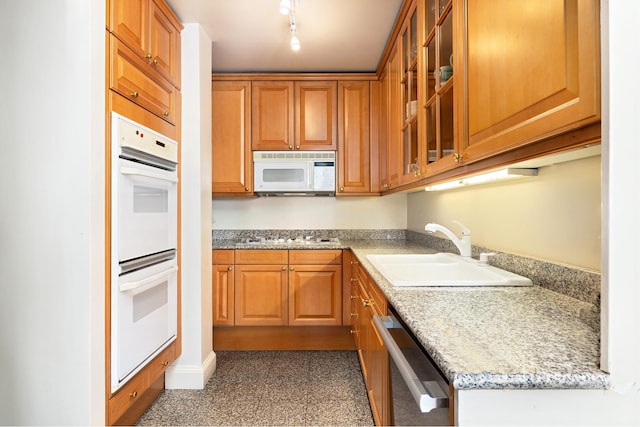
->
[120,266,178,294]
[373,314,449,413]
[120,166,179,183]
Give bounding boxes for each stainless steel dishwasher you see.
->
[373,307,450,426]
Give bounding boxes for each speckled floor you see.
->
[136,350,374,426]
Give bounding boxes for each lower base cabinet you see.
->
[349,252,389,426]
[212,249,344,327]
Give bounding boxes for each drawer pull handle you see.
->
[130,391,138,398]
[130,91,139,98]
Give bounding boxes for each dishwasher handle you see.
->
[373,314,449,413]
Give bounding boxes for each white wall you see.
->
[165,23,216,389]
[407,155,602,270]
[0,0,105,424]
[212,193,408,230]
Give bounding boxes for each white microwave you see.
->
[253,151,336,195]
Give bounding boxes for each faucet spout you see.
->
[425,221,472,257]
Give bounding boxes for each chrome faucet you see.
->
[425,221,472,257]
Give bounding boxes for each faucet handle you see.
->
[479,252,496,265]
[452,220,471,235]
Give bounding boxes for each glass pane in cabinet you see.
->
[402,29,409,75]
[410,11,417,64]
[425,102,437,163]
[425,38,436,100]
[439,12,453,87]
[440,86,454,154]
[439,0,450,16]
[403,123,418,175]
[425,0,436,35]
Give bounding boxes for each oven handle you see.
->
[120,265,178,294]
[120,166,178,183]
[373,314,449,413]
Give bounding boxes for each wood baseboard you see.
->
[213,326,356,350]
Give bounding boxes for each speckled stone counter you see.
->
[347,240,609,391]
[211,232,608,391]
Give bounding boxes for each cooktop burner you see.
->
[240,236,340,245]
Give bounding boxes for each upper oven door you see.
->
[253,160,312,192]
[116,157,177,263]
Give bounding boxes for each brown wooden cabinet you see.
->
[252,80,337,151]
[462,0,600,163]
[234,250,289,326]
[350,253,388,426]
[337,81,372,195]
[295,81,338,150]
[110,35,177,124]
[251,81,295,150]
[288,250,342,326]
[110,0,181,88]
[211,81,253,196]
[212,250,235,326]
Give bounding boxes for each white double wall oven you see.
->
[110,113,178,393]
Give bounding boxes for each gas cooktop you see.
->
[239,236,341,246]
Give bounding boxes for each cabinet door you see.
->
[110,0,149,59]
[252,81,295,150]
[212,264,234,326]
[235,265,288,326]
[295,81,337,150]
[288,265,342,326]
[149,0,181,88]
[368,314,388,426]
[110,35,176,124]
[337,81,371,195]
[212,81,253,195]
[464,0,600,162]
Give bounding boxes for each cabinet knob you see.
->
[130,91,139,98]
[295,145,300,149]
[351,312,358,317]
[350,295,358,300]
[130,391,138,398]
[289,267,294,271]
[161,360,169,367]
[152,59,158,65]
[362,298,373,307]
[163,111,170,117]
[145,53,153,60]
[453,153,461,163]
[350,329,356,335]
[288,145,293,150]
[227,266,232,271]
[281,266,286,271]
[350,277,357,283]
[244,187,249,192]
[340,187,344,192]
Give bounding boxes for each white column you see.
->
[165,23,215,389]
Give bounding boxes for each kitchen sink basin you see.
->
[365,253,532,287]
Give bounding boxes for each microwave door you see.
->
[255,162,311,192]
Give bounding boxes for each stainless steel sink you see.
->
[366,253,532,287]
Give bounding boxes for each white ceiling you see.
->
[166,0,404,73]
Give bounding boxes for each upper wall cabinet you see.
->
[337,81,371,195]
[212,81,253,196]
[252,81,337,151]
[462,0,600,163]
[110,0,182,88]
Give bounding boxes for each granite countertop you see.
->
[346,239,609,391]
[212,237,609,390]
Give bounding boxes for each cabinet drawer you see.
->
[235,249,288,265]
[212,249,234,265]
[289,249,342,265]
[110,35,176,124]
[108,371,147,424]
[145,343,175,384]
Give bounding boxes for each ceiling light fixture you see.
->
[280,0,300,51]
[424,168,538,191]
[279,0,290,15]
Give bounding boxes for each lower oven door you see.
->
[111,259,178,392]
[373,312,450,426]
